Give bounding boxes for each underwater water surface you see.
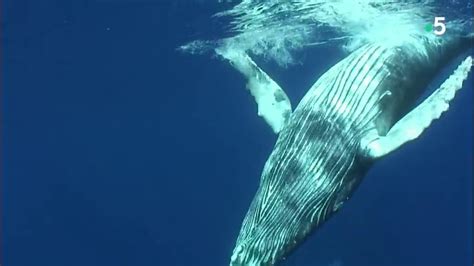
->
[3,1,473,266]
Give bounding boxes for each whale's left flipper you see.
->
[216,48,292,133]
[363,56,472,159]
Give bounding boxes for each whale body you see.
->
[228,34,472,266]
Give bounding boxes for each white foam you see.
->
[181,0,472,67]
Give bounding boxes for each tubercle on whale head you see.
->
[230,137,361,266]
[229,242,275,266]
[227,178,317,266]
[227,177,350,266]
[228,227,301,266]
[229,243,272,266]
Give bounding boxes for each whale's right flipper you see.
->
[363,56,473,159]
[216,48,292,133]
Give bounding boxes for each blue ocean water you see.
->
[3,1,472,266]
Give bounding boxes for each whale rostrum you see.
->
[220,34,472,266]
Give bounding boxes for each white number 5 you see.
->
[434,17,446,36]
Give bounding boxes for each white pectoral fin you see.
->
[364,56,473,159]
[216,47,292,133]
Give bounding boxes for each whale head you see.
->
[229,111,371,266]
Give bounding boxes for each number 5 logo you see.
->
[434,17,446,36]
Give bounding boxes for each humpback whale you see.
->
[219,34,473,266]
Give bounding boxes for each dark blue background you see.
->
[3,1,472,266]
